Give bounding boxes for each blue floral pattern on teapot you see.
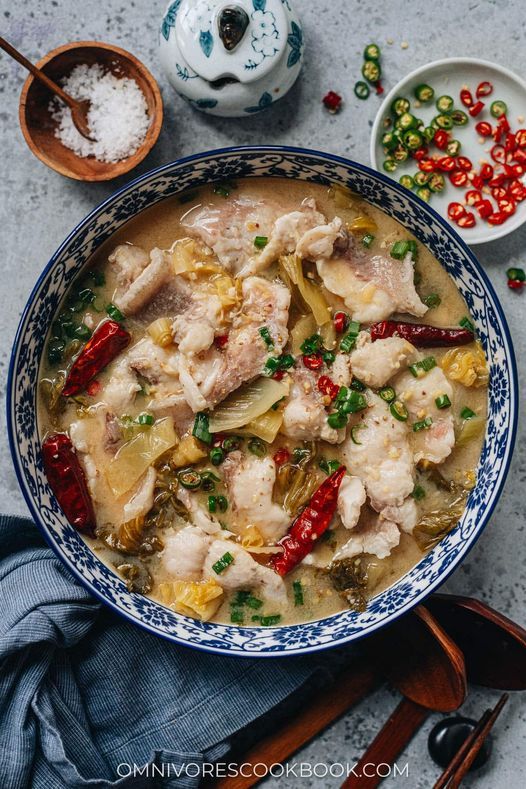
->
[159,0,304,116]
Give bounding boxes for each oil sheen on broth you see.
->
[38,178,488,627]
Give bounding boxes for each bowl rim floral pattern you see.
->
[7,146,518,658]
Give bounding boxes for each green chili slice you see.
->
[354,80,370,100]
[390,401,408,421]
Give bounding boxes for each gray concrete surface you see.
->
[1,1,525,786]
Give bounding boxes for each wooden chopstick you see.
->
[213,661,379,789]
[433,693,509,789]
[341,697,429,788]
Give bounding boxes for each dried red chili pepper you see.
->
[302,353,323,371]
[317,375,340,400]
[370,320,475,347]
[270,467,346,576]
[62,320,131,397]
[273,448,291,467]
[323,91,342,112]
[41,433,96,535]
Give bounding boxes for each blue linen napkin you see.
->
[0,515,352,788]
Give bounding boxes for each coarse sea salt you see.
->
[50,63,150,163]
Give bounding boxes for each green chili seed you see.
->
[106,303,125,322]
[446,140,462,156]
[414,171,430,187]
[178,468,202,490]
[382,131,397,151]
[416,186,432,202]
[222,436,242,452]
[428,172,445,193]
[350,424,364,445]
[436,95,454,112]
[383,158,397,173]
[435,394,452,410]
[209,447,225,466]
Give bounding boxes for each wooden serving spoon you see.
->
[341,605,467,789]
[213,606,466,789]
[0,36,94,140]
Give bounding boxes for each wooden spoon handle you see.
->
[0,36,76,108]
[213,661,379,789]
[341,698,429,789]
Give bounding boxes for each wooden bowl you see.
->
[19,41,163,181]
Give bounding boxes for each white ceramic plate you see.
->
[370,58,526,245]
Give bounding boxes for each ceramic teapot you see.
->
[159,0,304,116]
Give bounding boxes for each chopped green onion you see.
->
[293,579,304,606]
[178,468,202,490]
[409,356,436,378]
[459,316,475,332]
[78,287,96,304]
[214,183,232,197]
[47,338,65,364]
[200,470,220,491]
[271,396,286,410]
[209,447,225,466]
[327,412,347,429]
[506,267,525,282]
[354,81,370,100]
[319,458,341,475]
[73,324,92,341]
[323,350,336,366]
[362,233,375,248]
[248,437,267,457]
[222,436,242,452]
[390,240,410,260]
[193,412,212,444]
[263,353,295,375]
[137,412,154,426]
[350,424,364,445]
[230,608,244,624]
[461,406,476,420]
[106,303,125,322]
[212,552,234,574]
[411,484,426,501]
[423,293,441,309]
[232,591,250,606]
[390,401,408,421]
[217,495,228,512]
[89,271,105,286]
[340,320,360,353]
[378,386,396,403]
[259,614,281,626]
[254,236,269,249]
[413,416,433,432]
[300,333,323,354]
[245,595,263,610]
[435,394,451,410]
[259,326,274,348]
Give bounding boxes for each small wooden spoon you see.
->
[0,36,94,140]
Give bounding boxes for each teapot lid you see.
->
[176,0,288,83]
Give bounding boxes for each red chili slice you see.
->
[491,186,508,200]
[512,148,526,165]
[272,370,285,381]
[508,179,526,201]
[460,88,474,107]
[504,132,517,154]
[418,158,436,172]
[508,279,525,290]
[491,144,506,164]
[413,147,429,161]
[475,121,493,137]
[437,156,456,172]
[333,311,348,333]
[476,199,493,219]
[498,115,511,134]
[469,101,485,117]
[448,202,466,220]
[498,197,516,216]
[434,130,449,150]
[479,163,494,180]
[317,375,340,400]
[510,163,525,177]
[376,81,384,95]
[515,130,526,149]
[273,448,291,467]
[457,156,473,172]
[323,91,342,112]
[303,353,323,370]
[486,212,508,225]
[471,174,484,190]
[465,189,482,206]
[489,173,507,188]
[476,81,493,98]
[457,212,476,228]
[450,170,469,187]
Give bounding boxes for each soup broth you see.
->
[38,178,488,626]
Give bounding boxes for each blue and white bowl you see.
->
[7,147,518,657]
